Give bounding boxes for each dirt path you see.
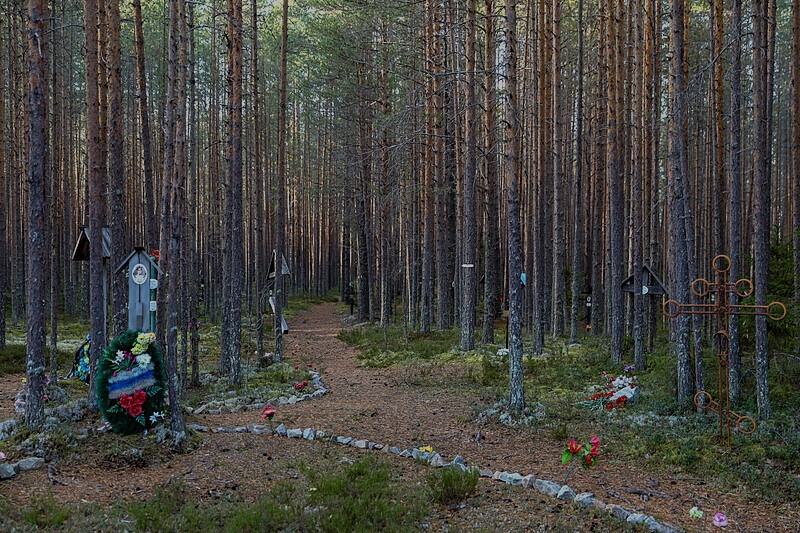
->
[3,303,798,531]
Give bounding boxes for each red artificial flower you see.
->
[616,395,628,406]
[568,440,583,454]
[151,249,160,261]
[294,382,304,390]
[294,365,300,370]
[307,363,313,368]
[590,445,599,457]
[585,454,594,466]
[133,390,147,405]
[128,404,143,417]
[262,406,276,419]
[302,380,308,388]
[590,436,600,447]
[605,403,614,410]
[119,395,134,409]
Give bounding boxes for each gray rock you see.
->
[187,424,209,432]
[399,449,412,458]
[428,454,446,467]
[609,505,630,520]
[451,455,466,466]
[507,473,525,486]
[15,457,45,472]
[276,423,287,436]
[234,426,248,433]
[411,449,431,461]
[557,485,576,501]
[492,471,506,481]
[0,463,16,479]
[0,419,17,441]
[352,439,368,449]
[372,443,383,450]
[312,390,325,398]
[521,475,535,488]
[316,431,326,439]
[251,425,269,435]
[610,385,641,404]
[287,428,303,438]
[574,492,596,507]
[450,462,469,472]
[627,513,650,525]
[479,468,494,478]
[303,428,316,440]
[193,404,207,414]
[389,446,403,455]
[337,436,353,445]
[288,397,298,405]
[207,409,221,415]
[533,479,561,496]
[649,521,680,533]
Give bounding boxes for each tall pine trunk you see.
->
[25,0,49,430]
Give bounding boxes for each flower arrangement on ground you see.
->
[577,366,638,410]
[97,330,166,435]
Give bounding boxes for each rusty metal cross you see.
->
[663,255,786,446]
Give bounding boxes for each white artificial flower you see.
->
[136,354,152,368]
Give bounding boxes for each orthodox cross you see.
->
[663,255,786,446]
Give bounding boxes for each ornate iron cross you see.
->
[663,255,786,446]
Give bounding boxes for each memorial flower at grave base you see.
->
[262,406,277,431]
[712,513,728,527]
[578,368,637,411]
[562,436,600,486]
[294,380,309,391]
[97,330,166,435]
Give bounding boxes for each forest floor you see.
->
[1,302,799,531]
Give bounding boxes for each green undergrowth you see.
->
[338,325,491,368]
[0,457,426,532]
[427,466,479,505]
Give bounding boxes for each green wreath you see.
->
[96,330,166,435]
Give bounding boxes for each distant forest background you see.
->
[2,0,799,430]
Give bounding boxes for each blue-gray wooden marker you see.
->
[116,248,162,332]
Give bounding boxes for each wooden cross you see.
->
[663,255,786,446]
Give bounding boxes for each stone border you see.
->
[183,421,681,533]
[189,371,329,415]
[0,457,46,480]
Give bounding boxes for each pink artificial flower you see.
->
[712,513,728,527]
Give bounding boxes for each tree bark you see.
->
[223,0,244,387]
[85,0,106,408]
[668,0,693,408]
[506,0,524,412]
[274,0,289,362]
[108,0,125,336]
[25,0,49,430]
[753,0,772,420]
[460,0,478,351]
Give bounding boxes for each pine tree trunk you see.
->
[223,0,244,387]
[25,0,49,430]
[569,0,585,343]
[753,0,772,420]
[0,19,6,351]
[668,0,693,408]
[108,0,125,336]
[482,0,501,344]
[728,0,743,404]
[506,0,524,412]
[274,0,289,362]
[460,0,478,351]
[793,0,800,360]
[85,0,106,408]
[551,0,565,337]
